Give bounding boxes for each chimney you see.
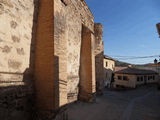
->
[156,23,160,38]
[154,59,158,64]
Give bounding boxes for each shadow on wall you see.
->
[54,56,59,110]
[53,9,68,119]
[95,51,104,94]
[53,56,68,120]
[0,70,35,120]
[104,68,114,88]
[0,0,39,120]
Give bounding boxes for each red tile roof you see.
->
[115,67,158,75]
[115,67,128,72]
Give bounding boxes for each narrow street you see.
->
[68,85,160,120]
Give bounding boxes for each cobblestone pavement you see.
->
[68,85,160,120]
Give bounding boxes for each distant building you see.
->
[143,64,160,75]
[135,63,160,76]
[114,67,158,88]
[104,55,115,87]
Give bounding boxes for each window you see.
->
[148,76,153,81]
[123,76,129,81]
[153,76,155,80]
[148,76,150,80]
[137,76,140,82]
[118,76,122,80]
[106,62,108,67]
[140,76,143,81]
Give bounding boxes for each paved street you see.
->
[68,85,160,120]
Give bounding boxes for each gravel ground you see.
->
[68,85,160,120]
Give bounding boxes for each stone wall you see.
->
[0,85,34,120]
[94,23,104,94]
[54,0,96,105]
[0,0,103,119]
[0,0,36,119]
[0,0,34,75]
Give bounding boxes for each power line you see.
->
[110,55,160,58]
[110,54,160,60]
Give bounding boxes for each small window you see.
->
[153,76,155,80]
[116,85,120,88]
[141,77,143,81]
[106,62,108,67]
[148,76,150,80]
[118,76,122,80]
[123,76,129,81]
[148,76,153,81]
[137,77,140,82]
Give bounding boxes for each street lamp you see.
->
[156,23,160,38]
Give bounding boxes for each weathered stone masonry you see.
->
[94,23,104,94]
[0,0,35,119]
[0,0,103,119]
[54,0,96,106]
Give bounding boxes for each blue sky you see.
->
[86,0,160,64]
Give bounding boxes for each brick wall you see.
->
[34,0,55,117]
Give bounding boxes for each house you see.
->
[141,63,160,89]
[114,67,158,88]
[104,55,115,87]
[134,60,160,89]
[143,63,160,75]
[134,59,160,75]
